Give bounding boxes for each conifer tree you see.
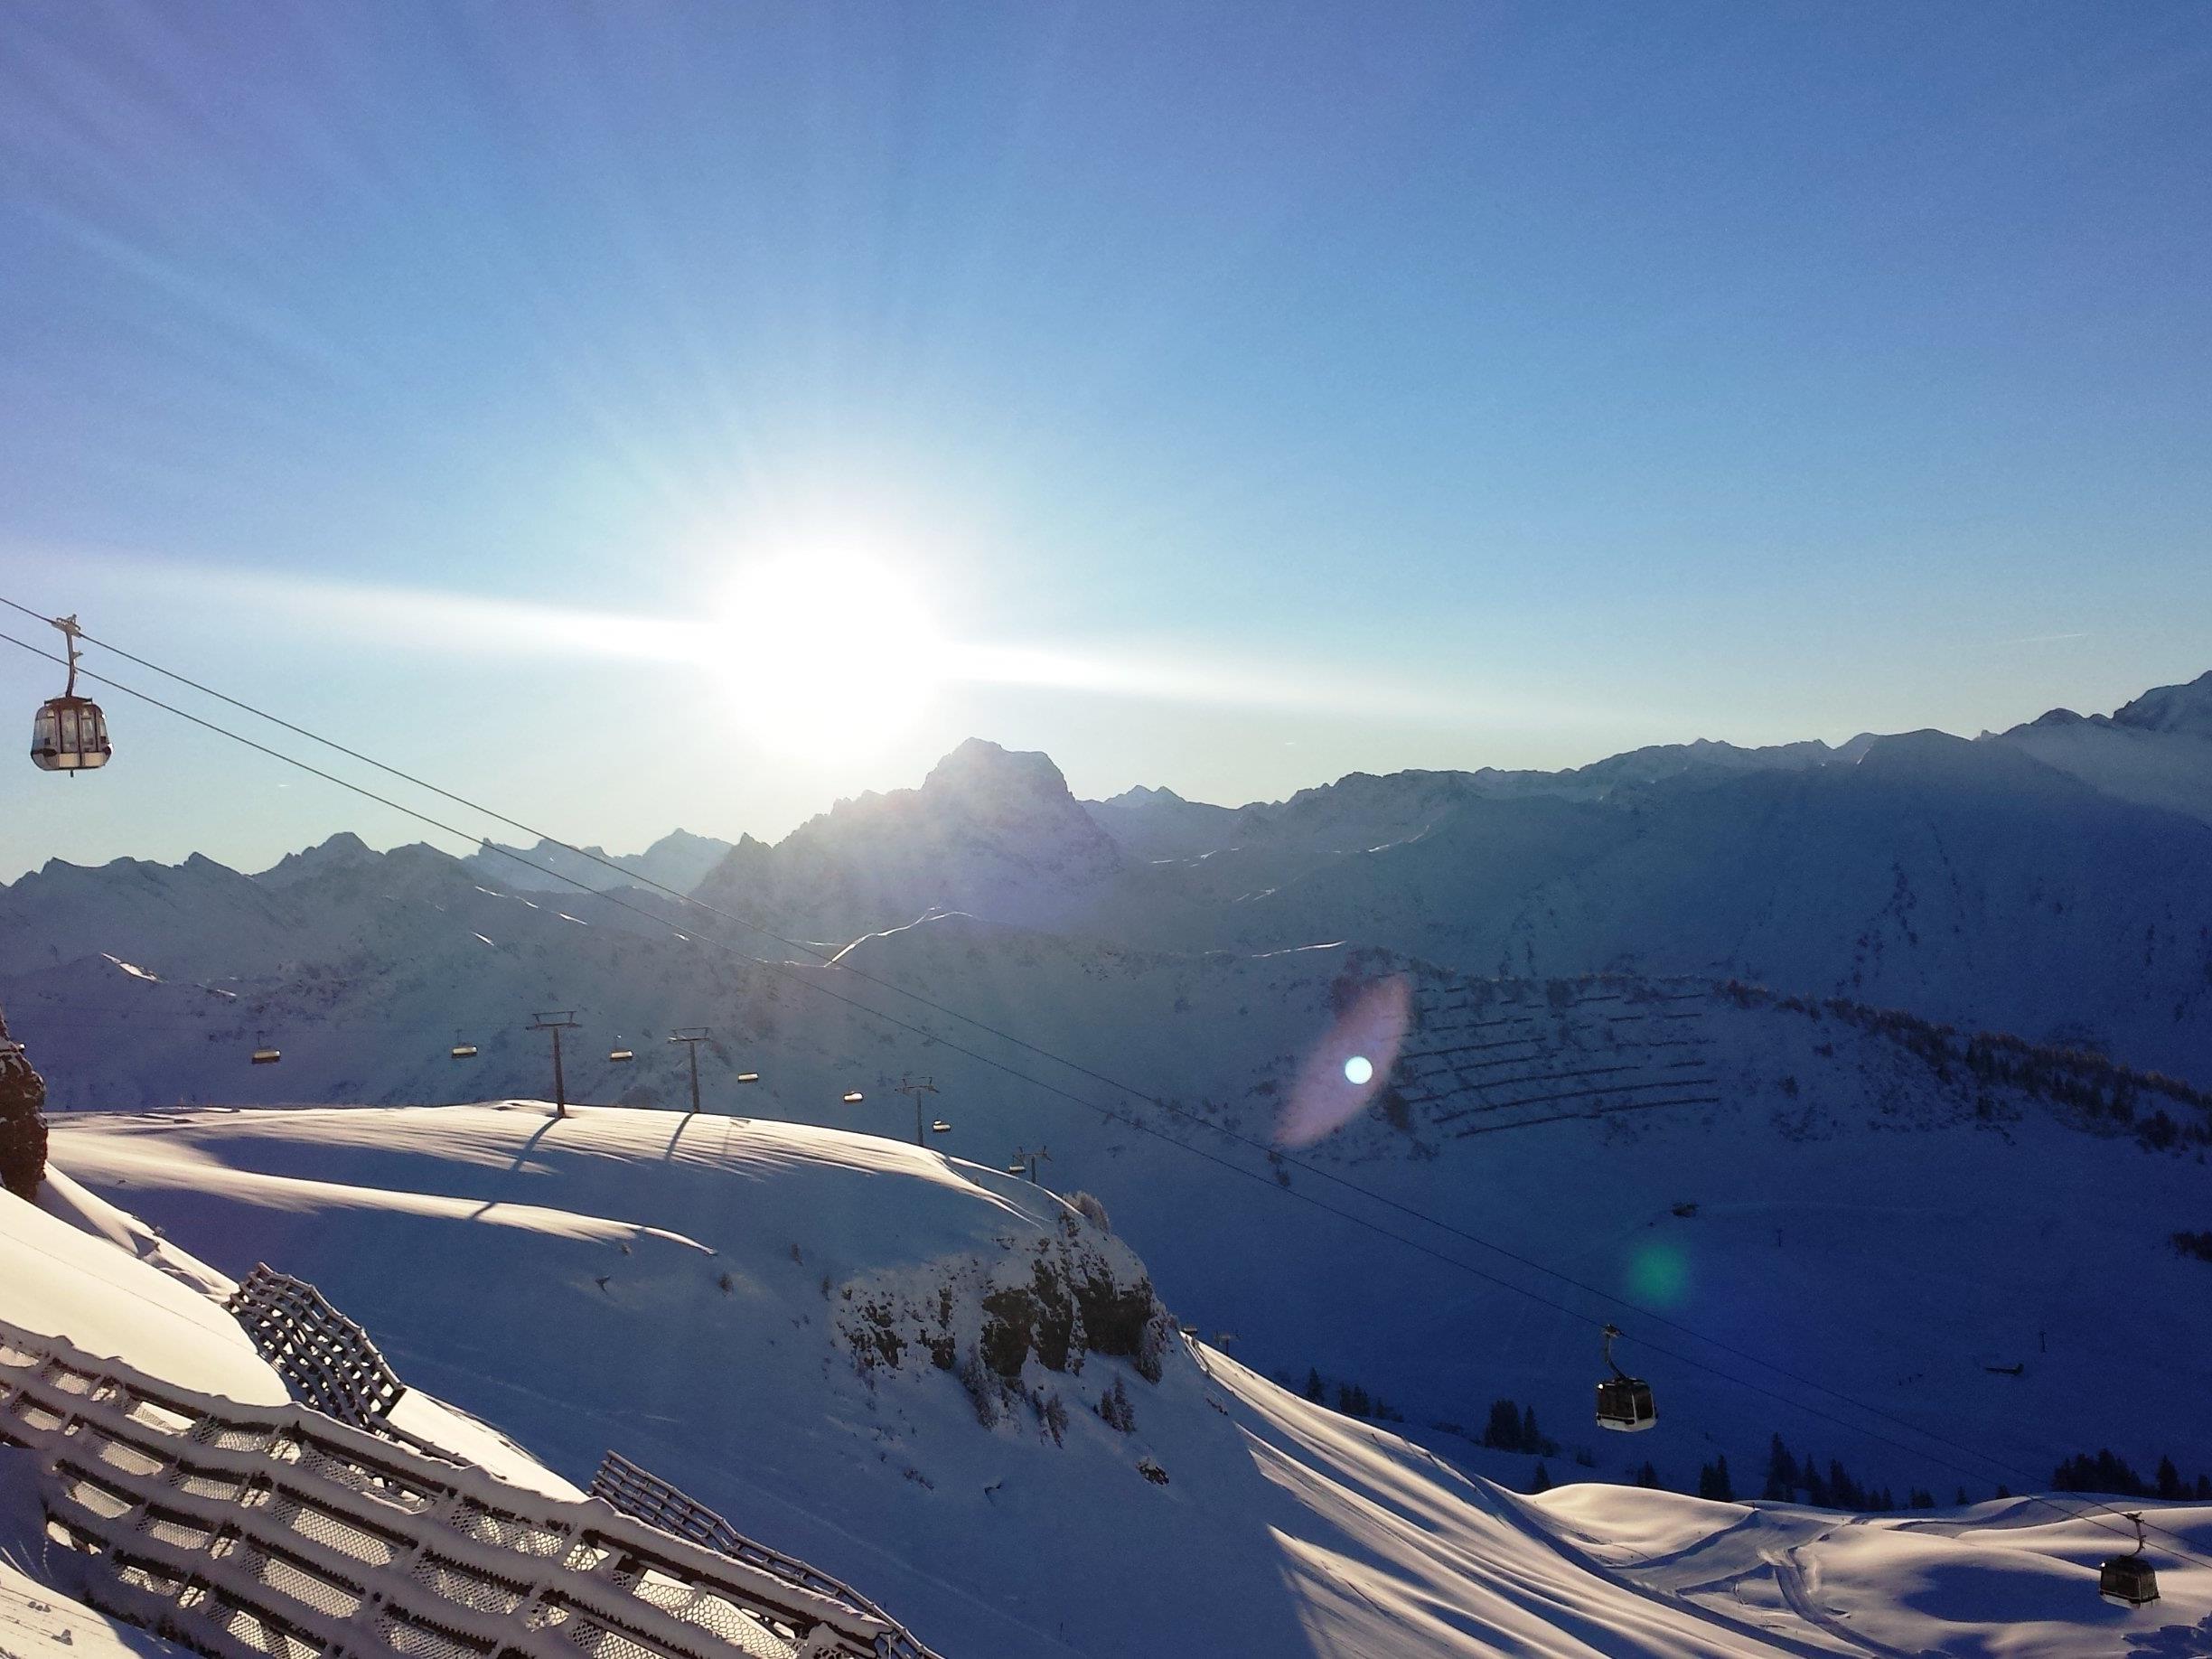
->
[1762,1434,1794,1499]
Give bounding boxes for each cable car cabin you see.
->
[736,1072,759,1083]
[2100,1516,2159,1607]
[2100,1555,2159,1607]
[250,1047,281,1066]
[1596,1375,1657,1432]
[931,1119,952,1134]
[32,696,110,773]
[842,1091,864,1104]
[451,1044,478,1060]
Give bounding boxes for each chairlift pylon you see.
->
[30,615,112,775]
[2098,1513,2160,1607]
[1595,1323,1657,1433]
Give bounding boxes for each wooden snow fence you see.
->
[224,1267,406,1430]
[0,1318,940,1659]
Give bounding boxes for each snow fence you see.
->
[0,1318,941,1659]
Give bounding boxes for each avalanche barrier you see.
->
[0,1318,942,1659]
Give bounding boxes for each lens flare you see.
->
[1626,1242,1690,1308]
[1276,975,1411,1148]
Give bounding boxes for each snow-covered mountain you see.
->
[691,739,1127,937]
[462,829,733,895]
[1148,728,2212,1080]
[19,1102,2209,1658]
[1982,670,2212,827]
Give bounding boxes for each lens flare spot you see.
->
[1276,976,1411,1148]
[1626,1242,1690,1308]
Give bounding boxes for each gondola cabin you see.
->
[2099,1516,2160,1607]
[1596,1323,1657,1431]
[31,616,110,774]
[1596,1375,1657,1432]
[2100,1555,2160,1607]
[250,1047,281,1065]
[31,698,110,773]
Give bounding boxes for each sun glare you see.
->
[705,551,946,758]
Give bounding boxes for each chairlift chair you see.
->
[736,1072,759,1083]
[450,1033,478,1060]
[930,1119,952,1134]
[842,1091,864,1104]
[1595,1323,1657,1432]
[249,1044,281,1065]
[609,1039,635,1064]
[2098,1514,2160,1607]
[30,615,111,774]
[1005,1160,1027,1176]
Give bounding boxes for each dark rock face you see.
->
[0,1009,48,1201]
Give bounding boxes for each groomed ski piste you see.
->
[5,1101,2207,1658]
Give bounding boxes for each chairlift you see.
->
[930,1118,951,1135]
[249,1044,281,1066]
[30,615,111,774]
[1595,1323,1657,1433]
[2098,1514,2160,1607]
[609,1038,635,1064]
[1005,1159,1027,1176]
[736,1072,759,1083]
[842,1090,864,1104]
[450,1034,478,1060]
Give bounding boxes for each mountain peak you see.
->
[254,832,377,888]
[922,738,1078,806]
[2112,669,2212,736]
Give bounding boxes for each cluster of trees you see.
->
[1719,980,2212,1149]
[2053,1448,2212,1501]
[1761,1436,1898,1511]
[1478,1399,1556,1456]
[2172,1231,2212,1264]
[1299,1368,1403,1422]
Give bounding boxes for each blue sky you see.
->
[3,1,2208,877]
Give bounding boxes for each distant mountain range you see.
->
[7,668,2210,1082]
[6,668,2212,1498]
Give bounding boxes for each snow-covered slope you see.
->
[24,929,2212,1514]
[32,1105,2212,1658]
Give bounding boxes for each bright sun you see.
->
[704,550,947,759]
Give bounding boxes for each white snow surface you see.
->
[24,1103,2212,1658]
